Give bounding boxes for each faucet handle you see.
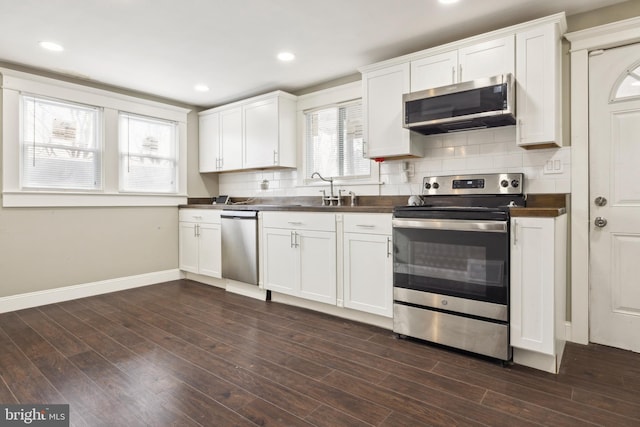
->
[348,191,357,207]
[338,189,344,206]
[319,190,327,206]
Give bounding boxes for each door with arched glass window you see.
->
[589,43,640,352]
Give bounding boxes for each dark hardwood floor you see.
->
[1,280,639,426]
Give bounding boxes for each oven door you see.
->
[392,218,509,306]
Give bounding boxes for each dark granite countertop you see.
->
[179,203,394,213]
[180,193,568,216]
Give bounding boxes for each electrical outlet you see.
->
[543,159,563,174]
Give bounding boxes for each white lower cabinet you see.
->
[179,210,222,278]
[262,212,336,305]
[342,214,393,317]
[510,214,567,373]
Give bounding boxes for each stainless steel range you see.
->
[392,173,525,361]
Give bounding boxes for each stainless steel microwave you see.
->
[403,74,515,135]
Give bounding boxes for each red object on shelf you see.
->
[373,157,385,163]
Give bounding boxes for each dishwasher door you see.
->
[220,210,259,285]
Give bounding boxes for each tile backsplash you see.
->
[218,127,570,198]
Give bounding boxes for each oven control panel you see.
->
[422,173,523,195]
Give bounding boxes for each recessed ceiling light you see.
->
[439,0,459,4]
[194,84,210,92]
[277,52,295,62]
[38,41,64,52]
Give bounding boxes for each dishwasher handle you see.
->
[221,210,258,219]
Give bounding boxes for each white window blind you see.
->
[119,112,178,193]
[305,101,369,179]
[21,95,102,190]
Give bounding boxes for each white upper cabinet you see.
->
[219,106,243,171]
[243,93,296,169]
[410,50,458,91]
[410,36,514,93]
[516,23,563,147]
[361,63,423,159]
[457,36,515,82]
[198,91,296,172]
[198,111,220,173]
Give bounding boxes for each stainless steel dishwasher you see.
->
[220,210,259,285]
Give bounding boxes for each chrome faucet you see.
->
[311,171,339,206]
[311,172,334,196]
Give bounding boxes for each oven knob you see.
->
[500,179,509,188]
[511,179,520,188]
[424,182,431,190]
[432,182,440,189]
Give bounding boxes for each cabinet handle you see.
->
[356,224,376,228]
[197,224,201,237]
[513,220,518,246]
[219,158,223,170]
[362,140,367,157]
[287,221,303,225]
[451,65,456,84]
[458,64,462,82]
[273,150,278,165]
[386,237,392,258]
[290,231,299,248]
[518,119,523,141]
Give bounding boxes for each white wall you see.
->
[219,126,570,198]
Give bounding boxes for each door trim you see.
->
[565,17,640,344]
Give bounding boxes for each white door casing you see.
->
[589,43,640,352]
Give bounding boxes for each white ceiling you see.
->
[0,0,628,108]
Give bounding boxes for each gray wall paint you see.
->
[0,207,178,296]
[567,1,640,32]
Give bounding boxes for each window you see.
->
[305,101,369,180]
[119,112,178,194]
[21,95,102,190]
[613,62,640,101]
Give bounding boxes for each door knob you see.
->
[594,196,607,206]
[594,217,608,228]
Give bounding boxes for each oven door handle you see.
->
[392,218,507,233]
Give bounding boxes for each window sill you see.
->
[2,191,187,208]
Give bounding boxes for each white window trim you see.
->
[296,81,380,188]
[1,68,190,207]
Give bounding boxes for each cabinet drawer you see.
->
[262,212,335,232]
[179,209,221,224]
[343,213,392,235]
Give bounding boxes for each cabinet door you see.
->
[243,97,278,169]
[343,233,393,317]
[362,63,415,158]
[198,222,222,278]
[458,36,514,82]
[410,50,458,92]
[219,107,243,171]
[298,230,336,305]
[516,24,561,147]
[198,112,220,172]
[179,222,199,273]
[263,227,297,295]
[510,217,555,355]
